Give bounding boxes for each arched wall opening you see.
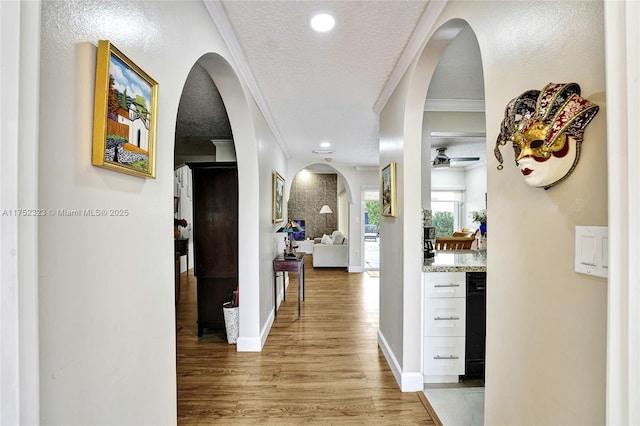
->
[288,163,353,236]
[377,17,485,392]
[174,52,261,350]
[287,160,374,272]
[406,17,487,415]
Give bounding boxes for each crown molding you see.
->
[373,0,448,113]
[203,1,290,158]
[424,99,485,112]
[431,131,486,138]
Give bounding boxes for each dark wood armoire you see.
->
[187,162,238,337]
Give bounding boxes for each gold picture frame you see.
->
[381,162,396,217]
[272,172,285,223]
[92,40,158,178]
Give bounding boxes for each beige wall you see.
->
[379,1,607,423]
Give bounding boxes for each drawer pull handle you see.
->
[434,316,460,321]
[434,355,459,360]
[434,284,460,288]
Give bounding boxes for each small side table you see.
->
[273,253,305,319]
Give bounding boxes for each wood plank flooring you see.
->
[176,255,434,424]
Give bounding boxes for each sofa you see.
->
[312,230,348,268]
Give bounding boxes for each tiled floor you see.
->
[423,385,485,426]
[364,238,379,269]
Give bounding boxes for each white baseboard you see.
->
[377,330,424,392]
[348,265,364,272]
[236,336,261,351]
[237,308,275,352]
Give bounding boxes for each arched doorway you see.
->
[412,19,486,424]
[173,53,261,350]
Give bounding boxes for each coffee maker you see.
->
[423,226,436,259]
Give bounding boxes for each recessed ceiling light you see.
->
[320,142,331,148]
[310,13,335,32]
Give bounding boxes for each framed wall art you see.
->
[272,171,285,223]
[381,162,396,217]
[92,40,158,178]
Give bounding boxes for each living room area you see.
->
[286,168,350,268]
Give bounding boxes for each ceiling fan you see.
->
[432,147,480,168]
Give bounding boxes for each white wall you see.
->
[37,1,284,423]
[379,1,607,424]
[464,165,486,229]
[254,104,288,341]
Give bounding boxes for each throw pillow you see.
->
[332,231,344,245]
[321,234,333,245]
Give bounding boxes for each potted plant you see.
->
[469,209,487,236]
[174,218,188,239]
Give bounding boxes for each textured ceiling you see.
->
[219,0,429,166]
[176,1,486,170]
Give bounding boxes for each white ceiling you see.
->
[199,0,485,169]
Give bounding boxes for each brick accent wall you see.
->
[288,173,337,239]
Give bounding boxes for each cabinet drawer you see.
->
[423,337,465,376]
[424,272,466,298]
[424,298,466,336]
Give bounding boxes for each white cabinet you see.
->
[423,271,466,383]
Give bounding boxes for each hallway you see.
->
[176,256,434,424]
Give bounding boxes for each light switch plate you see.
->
[575,226,608,278]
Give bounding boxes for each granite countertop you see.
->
[423,250,487,272]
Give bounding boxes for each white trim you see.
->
[401,373,425,392]
[378,330,424,392]
[1,1,41,423]
[604,1,640,424]
[237,305,273,352]
[378,330,403,389]
[236,336,263,352]
[202,1,290,158]
[373,0,448,113]
[424,99,485,112]
[430,131,485,138]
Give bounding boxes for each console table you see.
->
[273,253,305,319]
[174,238,189,304]
[174,238,189,279]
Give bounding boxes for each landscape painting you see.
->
[381,162,396,217]
[273,172,284,223]
[92,40,158,178]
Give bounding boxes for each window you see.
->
[431,190,465,236]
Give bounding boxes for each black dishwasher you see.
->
[465,272,486,380]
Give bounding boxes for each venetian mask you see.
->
[494,83,599,189]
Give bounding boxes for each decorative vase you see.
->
[479,222,487,236]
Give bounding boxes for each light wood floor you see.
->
[176,255,434,425]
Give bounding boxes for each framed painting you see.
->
[272,172,284,223]
[92,40,158,178]
[381,162,396,217]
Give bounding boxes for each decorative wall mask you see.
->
[494,83,599,189]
